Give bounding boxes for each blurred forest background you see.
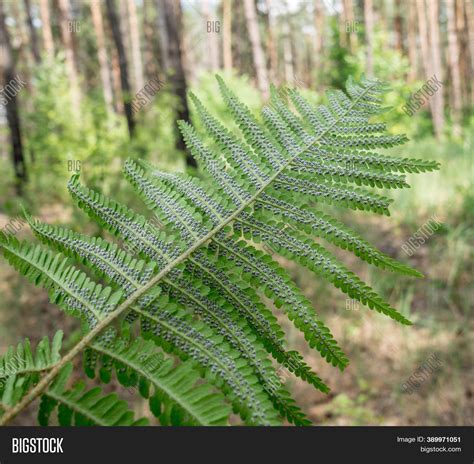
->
[0,0,472,425]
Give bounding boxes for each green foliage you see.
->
[23,56,128,203]
[0,332,63,410]
[0,76,439,426]
[20,57,184,211]
[39,363,147,426]
[86,332,232,426]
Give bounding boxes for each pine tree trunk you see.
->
[265,0,278,83]
[143,0,158,80]
[287,2,298,83]
[161,0,196,168]
[180,16,196,82]
[393,0,404,54]
[223,0,232,71]
[282,14,294,84]
[455,0,469,104]
[427,0,444,138]
[463,0,474,105]
[126,0,145,92]
[24,0,40,63]
[57,0,82,113]
[313,0,324,56]
[106,0,135,136]
[343,0,357,52]
[313,0,325,83]
[407,0,418,81]
[416,0,432,78]
[364,0,374,77]
[90,0,114,114]
[11,0,36,164]
[203,0,220,70]
[110,48,123,113]
[39,0,55,57]
[243,0,269,99]
[446,0,462,136]
[0,2,27,194]
[10,1,33,83]
[155,0,169,72]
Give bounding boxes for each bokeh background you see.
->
[0,0,472,425]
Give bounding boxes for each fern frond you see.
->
[235,213,411,325]
[134,305,281,425]
[292,146,440,174]
[26,217,283,425]
[0,234,122,328]
[67,174,183,267]
[39,364,147,426]
[86,333,231,426]
[216,74,288,170]
[272,174,393,215]
[0,75,440,427]
[136,160,347,370]
[67,177,317,424]
[255,193,422,277]
[0,332,63,411]
[125,161,330,394]
[206,235,350,369]
[178,120,254,206]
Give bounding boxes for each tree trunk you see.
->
[416,0,440,134]
[223,0,232,71]
[0,2,27,194]
[313,0,324,56]
[313,0,325,83]
[11,0,36,165]
[243,0,269,99]
[39,0,55,57]
[10,1,34,84]
[155,0,169,72]
[232,0,251,77]
[203,0,220,70]
[24,0,41,63]
[106,0,135,136]
[416,0,431,78]
[393,0,404,54]
[126,0,145,92]
[455,0,469,104]
[463,0,474,106]
[57,0,81,112]
[343,0,357,52]
[161,0,196,167]
[407,0,418,81]
[110,48,123,113]
[90,0,114,114]
[427,0,444,138]
[364,0,374,77]
[264,0,277,83]
[143,0,158,80]
[446,0,462,136]
[282,15,294,84]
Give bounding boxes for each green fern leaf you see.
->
[0,75,440,427]
[86,333,231,426]
[39,364,147,426]
[0,332,63,410]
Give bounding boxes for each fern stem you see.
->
[0,82,377,426]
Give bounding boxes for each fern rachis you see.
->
[0,76,439,426]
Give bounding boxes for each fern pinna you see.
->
[0,76,439,426]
